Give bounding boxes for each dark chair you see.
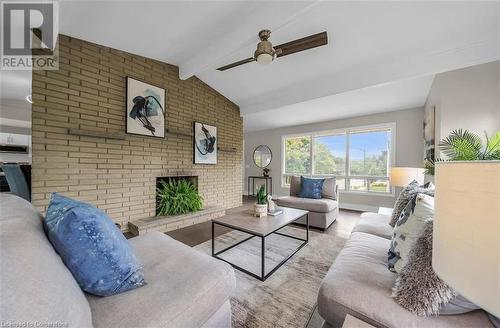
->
[2,164,31,201]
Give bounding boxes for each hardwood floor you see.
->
[165,196,353,247]
[163,197,362,328]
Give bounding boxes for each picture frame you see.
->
[126,76,166,138]
[423,105,436,161]
[193,121,217,165]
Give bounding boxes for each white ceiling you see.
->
[243,74,435,132]
[2,1,499,132]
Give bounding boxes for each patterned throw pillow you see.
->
[388,193,434,273]
[389,181,435,227]
[299,176,325,199]
[44,193,146,296]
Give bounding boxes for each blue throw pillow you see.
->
[299,176,325,199]
[44,193,146,296]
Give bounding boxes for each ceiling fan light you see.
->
[256,53,273,65]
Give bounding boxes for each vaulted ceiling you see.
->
[2,1,499,132]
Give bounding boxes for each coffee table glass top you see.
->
[212,207,308,237]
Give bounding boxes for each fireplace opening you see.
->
[156,175,201,216]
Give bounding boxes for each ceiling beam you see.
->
[178,1,322,80]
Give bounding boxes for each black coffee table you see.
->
[212,207,309,281]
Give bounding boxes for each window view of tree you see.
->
[349,130,390,177]
[313,135,346,175]
[284,136,311,175]
[283,127,392,194]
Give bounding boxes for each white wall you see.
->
[244,107,424,211]
[0,99,32,164]
[425,60,500,156]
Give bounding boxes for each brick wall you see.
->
[31,35,243,231]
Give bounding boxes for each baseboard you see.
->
[340,202,378,213]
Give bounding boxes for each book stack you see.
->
[267,208,283,216]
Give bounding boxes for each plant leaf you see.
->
[439,129,483,160]
[485,131,500,160]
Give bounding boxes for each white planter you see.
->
[254,203,268,218]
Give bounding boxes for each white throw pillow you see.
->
[388,193,434,273]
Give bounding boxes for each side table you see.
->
[248,176,272,196]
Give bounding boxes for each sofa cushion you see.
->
[87,231,235,328]
[44,193,146,296]
[299,176,325,199]
[322,177,337,200]
[276,196,337,213]
[0,194,93,328]
[317,232,492,328]
[352,212,393,239]
[289,176,337,200]
[290,176,301,196]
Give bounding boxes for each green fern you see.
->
[156,180,203,216]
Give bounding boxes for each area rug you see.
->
[194,223,352,328]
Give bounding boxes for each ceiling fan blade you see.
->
[275,31,327,58]
[217,57,255,71]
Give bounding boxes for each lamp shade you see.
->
[389,167,425,187]
[433,161,500,316]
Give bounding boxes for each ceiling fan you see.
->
[216,30,328,71]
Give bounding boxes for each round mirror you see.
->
[253,145,272,168]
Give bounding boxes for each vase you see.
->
[254,203,268,218]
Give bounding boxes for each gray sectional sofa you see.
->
[0,194,235,328]
[317,212,493,328]
[276,176,339,230]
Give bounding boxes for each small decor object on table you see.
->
[268,208,283,216]
[193,122,217,165]
[254,184,268,218]
[266,194,282,216]
[126,77,165,138]
[267,194,276,212]
[262,167,270,177]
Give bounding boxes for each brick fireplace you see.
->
[30,35,242,232]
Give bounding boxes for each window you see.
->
[282,124,394,194]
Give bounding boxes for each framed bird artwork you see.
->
[126,77,165,138]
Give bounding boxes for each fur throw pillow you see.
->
[392,221,457,316]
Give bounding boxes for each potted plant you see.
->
[425,129,500,175]
[156,179,203,216]
[254,184,268,217]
